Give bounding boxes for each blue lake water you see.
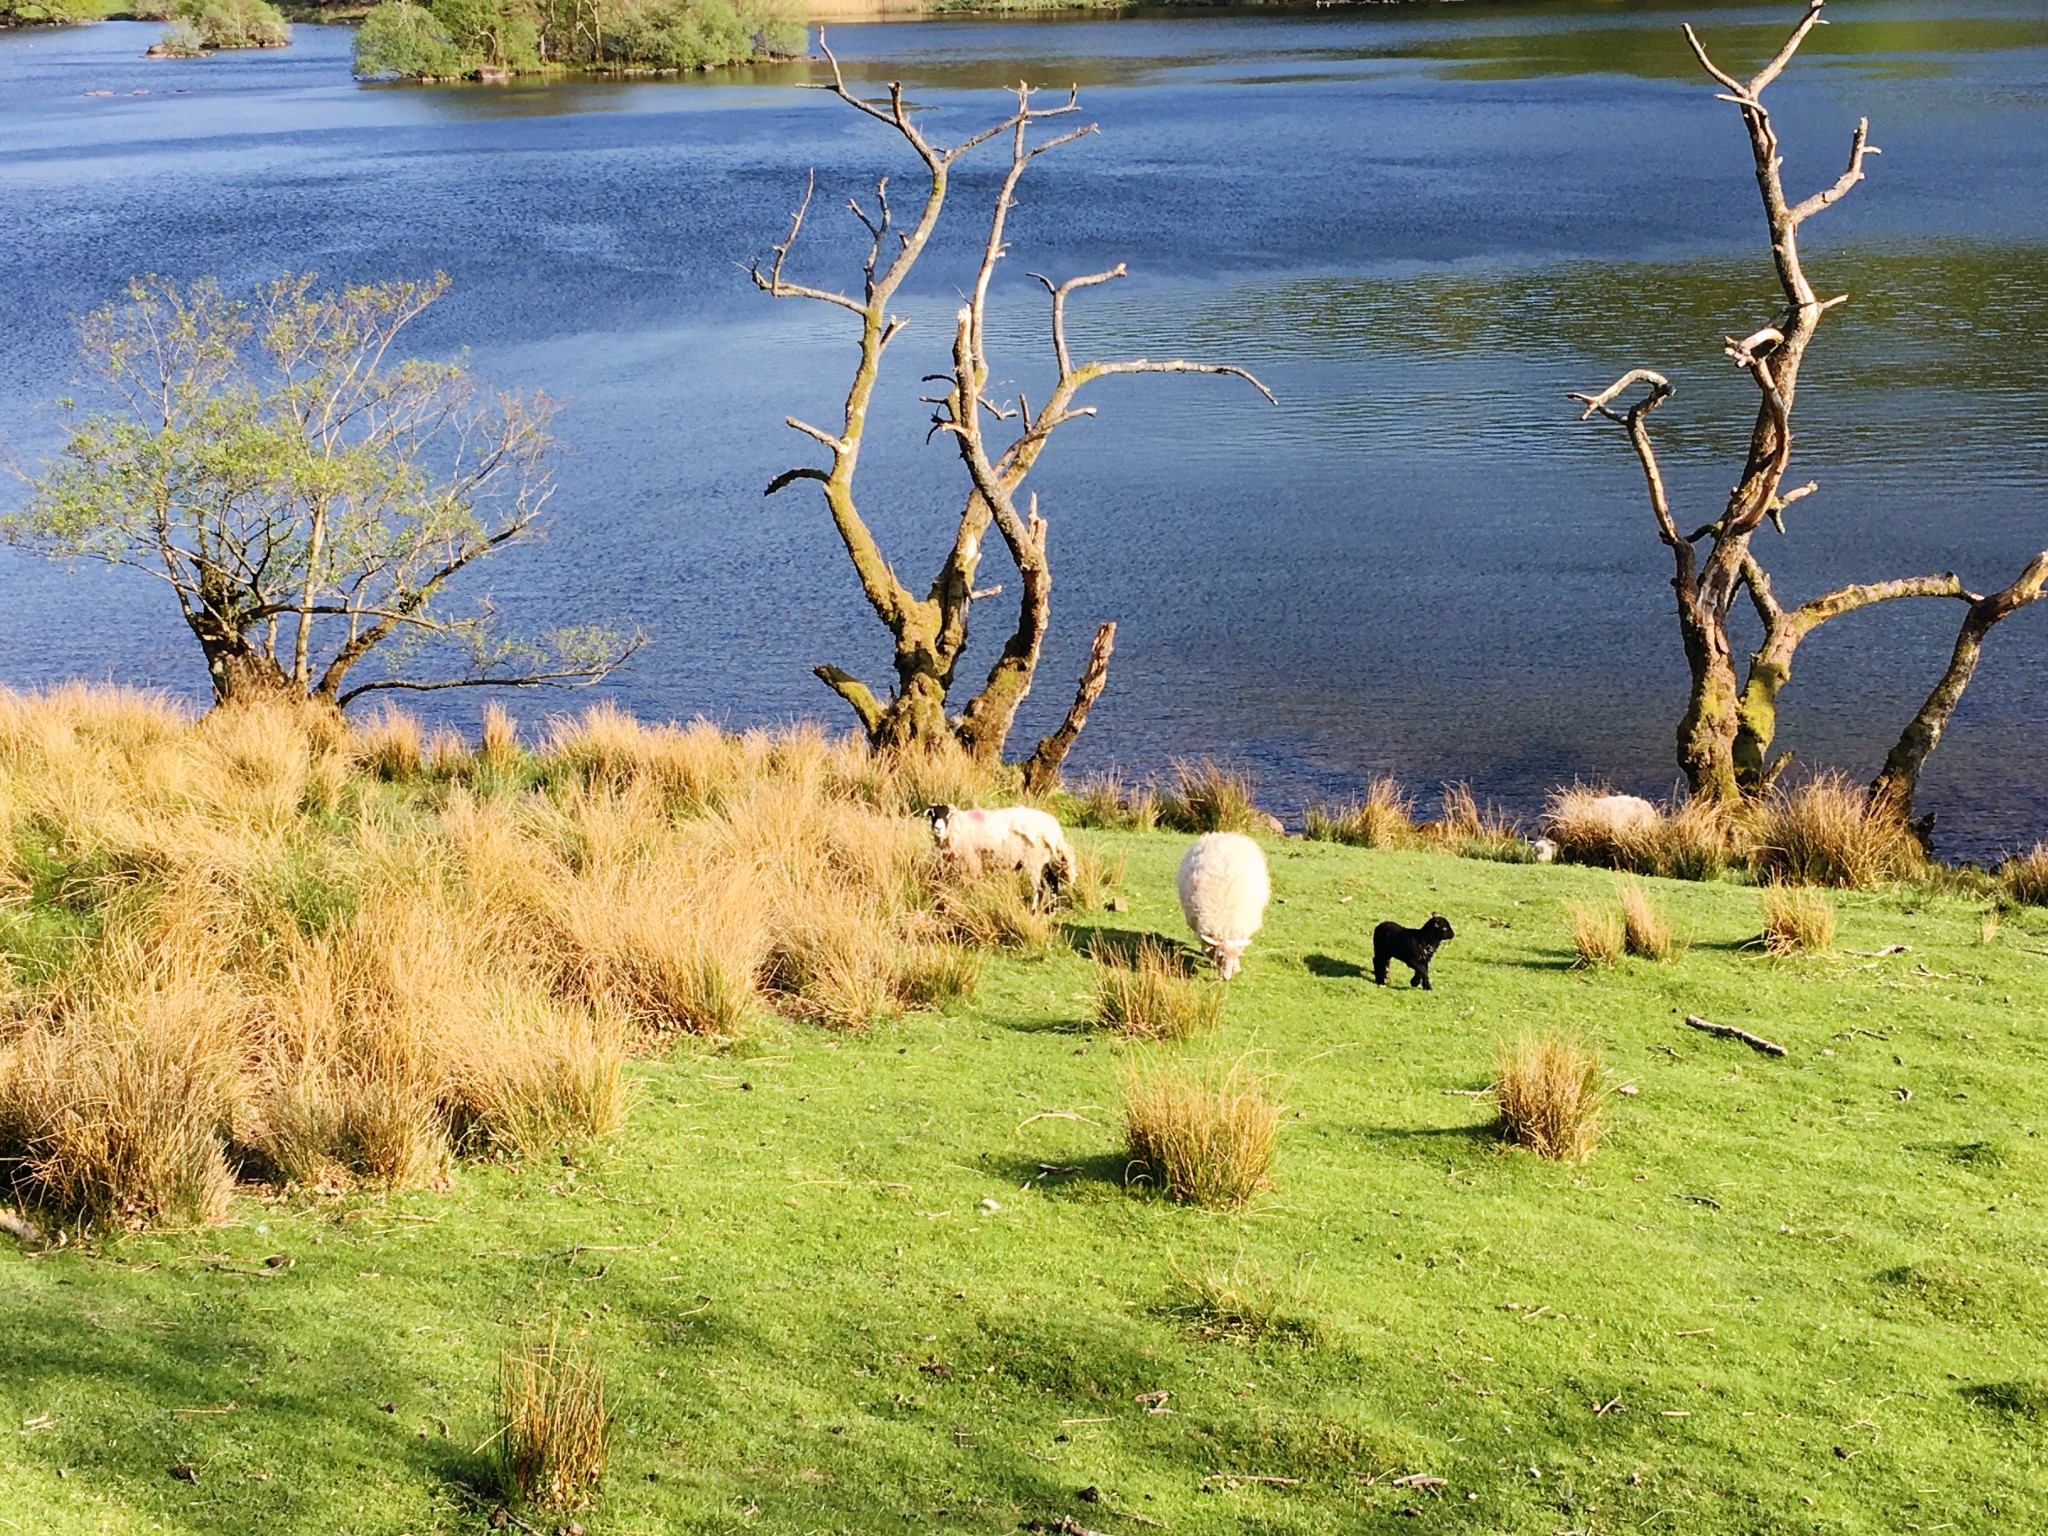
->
[1,1,2044,855]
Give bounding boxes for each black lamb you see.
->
[1373,914,1455,990]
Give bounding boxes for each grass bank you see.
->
[3,699,2044,1531]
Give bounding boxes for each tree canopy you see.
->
[7,273,641,709]
[352,0,803,81]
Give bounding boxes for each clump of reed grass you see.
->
[1492,1034,1605,1162]
[1094,939,1224,1042]
[1067,770,1158,832]
[1165,1252,1323,1345]
[1568,905,1624,969]
[351,704,425,780]
[1123,1055,1278,1207]
[1759,885,1836,956]
[1745,772,1924,889]
[1425,782,1529,862]
[1543,784,1733,881]
[1157,758,1267,835]
[1998,843,2048,908]
[1303,776,1416,849]
[0,684,1052,1227]
[931,872,1058,953]
[479,701,521,770]
[496,1323,608,1510]
[1618,881,1677,961]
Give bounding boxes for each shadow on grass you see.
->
[1064,925,1195,969]
[1304,952,1366,979]
[1357,1117,1498,1148]
[988,1150,1132,1200]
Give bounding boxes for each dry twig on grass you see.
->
[1683,1014,1787,1057]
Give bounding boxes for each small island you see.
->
[146,0,291,54]
[352,0,804,82]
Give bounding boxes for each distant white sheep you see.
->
[924,803,1077,908]
[1176,832,1271,980]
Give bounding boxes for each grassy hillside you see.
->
[6,777,2046,1532]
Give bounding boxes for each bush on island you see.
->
[352,0,802,81]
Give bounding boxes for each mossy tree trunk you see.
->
[754,51,1271,779]
[1573,1,2045,829]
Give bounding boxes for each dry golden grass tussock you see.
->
[1567,905,1624,969]
[1998,843,2048,908]
[1067,769,1160,832]
[1157,758,1266,835]
[0,969,247,1227]
[1617,881,1678,961]
[1123,1054,1278,1207]
[496,1323,609,1510]
[929,871,1058,953]
[479,701,521,769]
[0,687,1032,1225]
[1759,885,1836,956]
[1094,939,1224,1042]
[1425,781,1527,861]
[350,703,425,781]
[1745,772,1924,889]
[1492,1033,1606,1162]
[1542,785,1734,881]
[1304,775,1417,849]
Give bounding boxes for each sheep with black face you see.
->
[924,803,1076,908]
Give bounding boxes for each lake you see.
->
[2,1,2044,857]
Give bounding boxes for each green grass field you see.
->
[5,831,2045,1534]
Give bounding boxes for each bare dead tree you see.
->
[753,42,1272,779]
[1574,0,2045,828]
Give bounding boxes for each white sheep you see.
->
[1176,832,1271,980]
[924,803,1077,908]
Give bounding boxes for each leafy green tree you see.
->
[0,0,101,25]
[174,0,290,48]
[7,274,641,709]
[353,1,462,78]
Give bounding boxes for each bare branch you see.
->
[1789,117,1877,226]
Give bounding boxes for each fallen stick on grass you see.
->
[1842,945,1910,957]
[1683,1015,1787,1057]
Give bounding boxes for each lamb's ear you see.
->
[924,804,950,824]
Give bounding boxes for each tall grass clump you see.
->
[1567,905,1624,969]
[1157,758,1267,835]
[1492,1034,1605,1162]
[496,1324,608,1511]
[1759,885,1836,955]
[1425,782,1529,862]
[1998,843,2048,908]
[1067,770,1158,832]
[0,686,1031,1228]
[1618,881,1677,961]
[1745,772,1924,889]
[1303,776,1416,848]
[1094,939,1224,1042]
[1123,1056,1278,1207]
[1543,785,1732,881]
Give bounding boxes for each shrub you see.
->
[1759,885,1835,956]
[1618,882,1676,961]
[1123,1056,1278,1207]
[1157,758,1266,835]
[1094,939,1224,1042]
[1492,1034,1605,1162]
[352,0,462,78]
[1568,905,1623,969]
[496,1325,608,1510]
[173,0,289,48]
[1746,772,1923,889]
[1998,843,2048,908]
[1303,776,1416,849]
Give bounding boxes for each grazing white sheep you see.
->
[1176,832,1271,980]
[924,803,1077,907]
[1582,794,1658,833]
